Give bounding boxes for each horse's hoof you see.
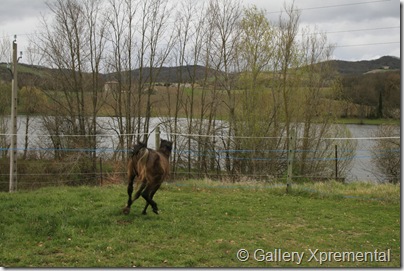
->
[153,209,159,215]
[142,211,147,215]
[123,207,130,215]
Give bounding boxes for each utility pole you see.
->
[9,36,21,192]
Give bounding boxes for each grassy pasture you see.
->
[0,181,400,267]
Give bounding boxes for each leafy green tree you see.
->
[234,5,277,176]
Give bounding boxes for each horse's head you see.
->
[159,139,173,156]
[131,141,147,157]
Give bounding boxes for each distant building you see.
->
[103,80,119,92]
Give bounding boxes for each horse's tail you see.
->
[136,148,149,182]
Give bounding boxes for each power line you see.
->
[307,26,400,36]
[267,0,392,14]
[335,41,399,48]
[325,26,399,35]
[298,0,391,11]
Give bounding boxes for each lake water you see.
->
[345,124,383,182]
[1,116,397,183]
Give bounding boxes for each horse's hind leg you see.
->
[123,173,136,215]
[142,203,149,215]
[123,178,146,215]
[141,184,160,215]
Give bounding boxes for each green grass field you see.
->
[0,181,400,267]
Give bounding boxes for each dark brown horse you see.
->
[123,139,173,215]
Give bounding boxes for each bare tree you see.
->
[0,35,12,158]
[83,0,108,170]
[162,0,213,177]
[0,82,10,159]
[207,0,242,178]
[36,0,107,184]
[296,26,341,177]
[104,0,138,160]
[164,0,192,176]
[276,1,301,151]
[0,34,12,63]
[191,3,224,177]
[136,0,175,143]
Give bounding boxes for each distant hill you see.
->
[0,63,219,87]
[327,56,400,75]
[0,62,53,88]
[102,65,220,85]
[0,56,400,87]
[106,56,401,83]
[139,65,216,83]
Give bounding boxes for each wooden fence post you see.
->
[99,157,103,186]
[335,145,338,180]
[286,129,296,193]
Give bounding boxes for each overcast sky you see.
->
[0,0,400,63]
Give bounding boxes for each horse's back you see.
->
[130,144,170,185]
[157,152,170,177]
[154,152,170,176]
